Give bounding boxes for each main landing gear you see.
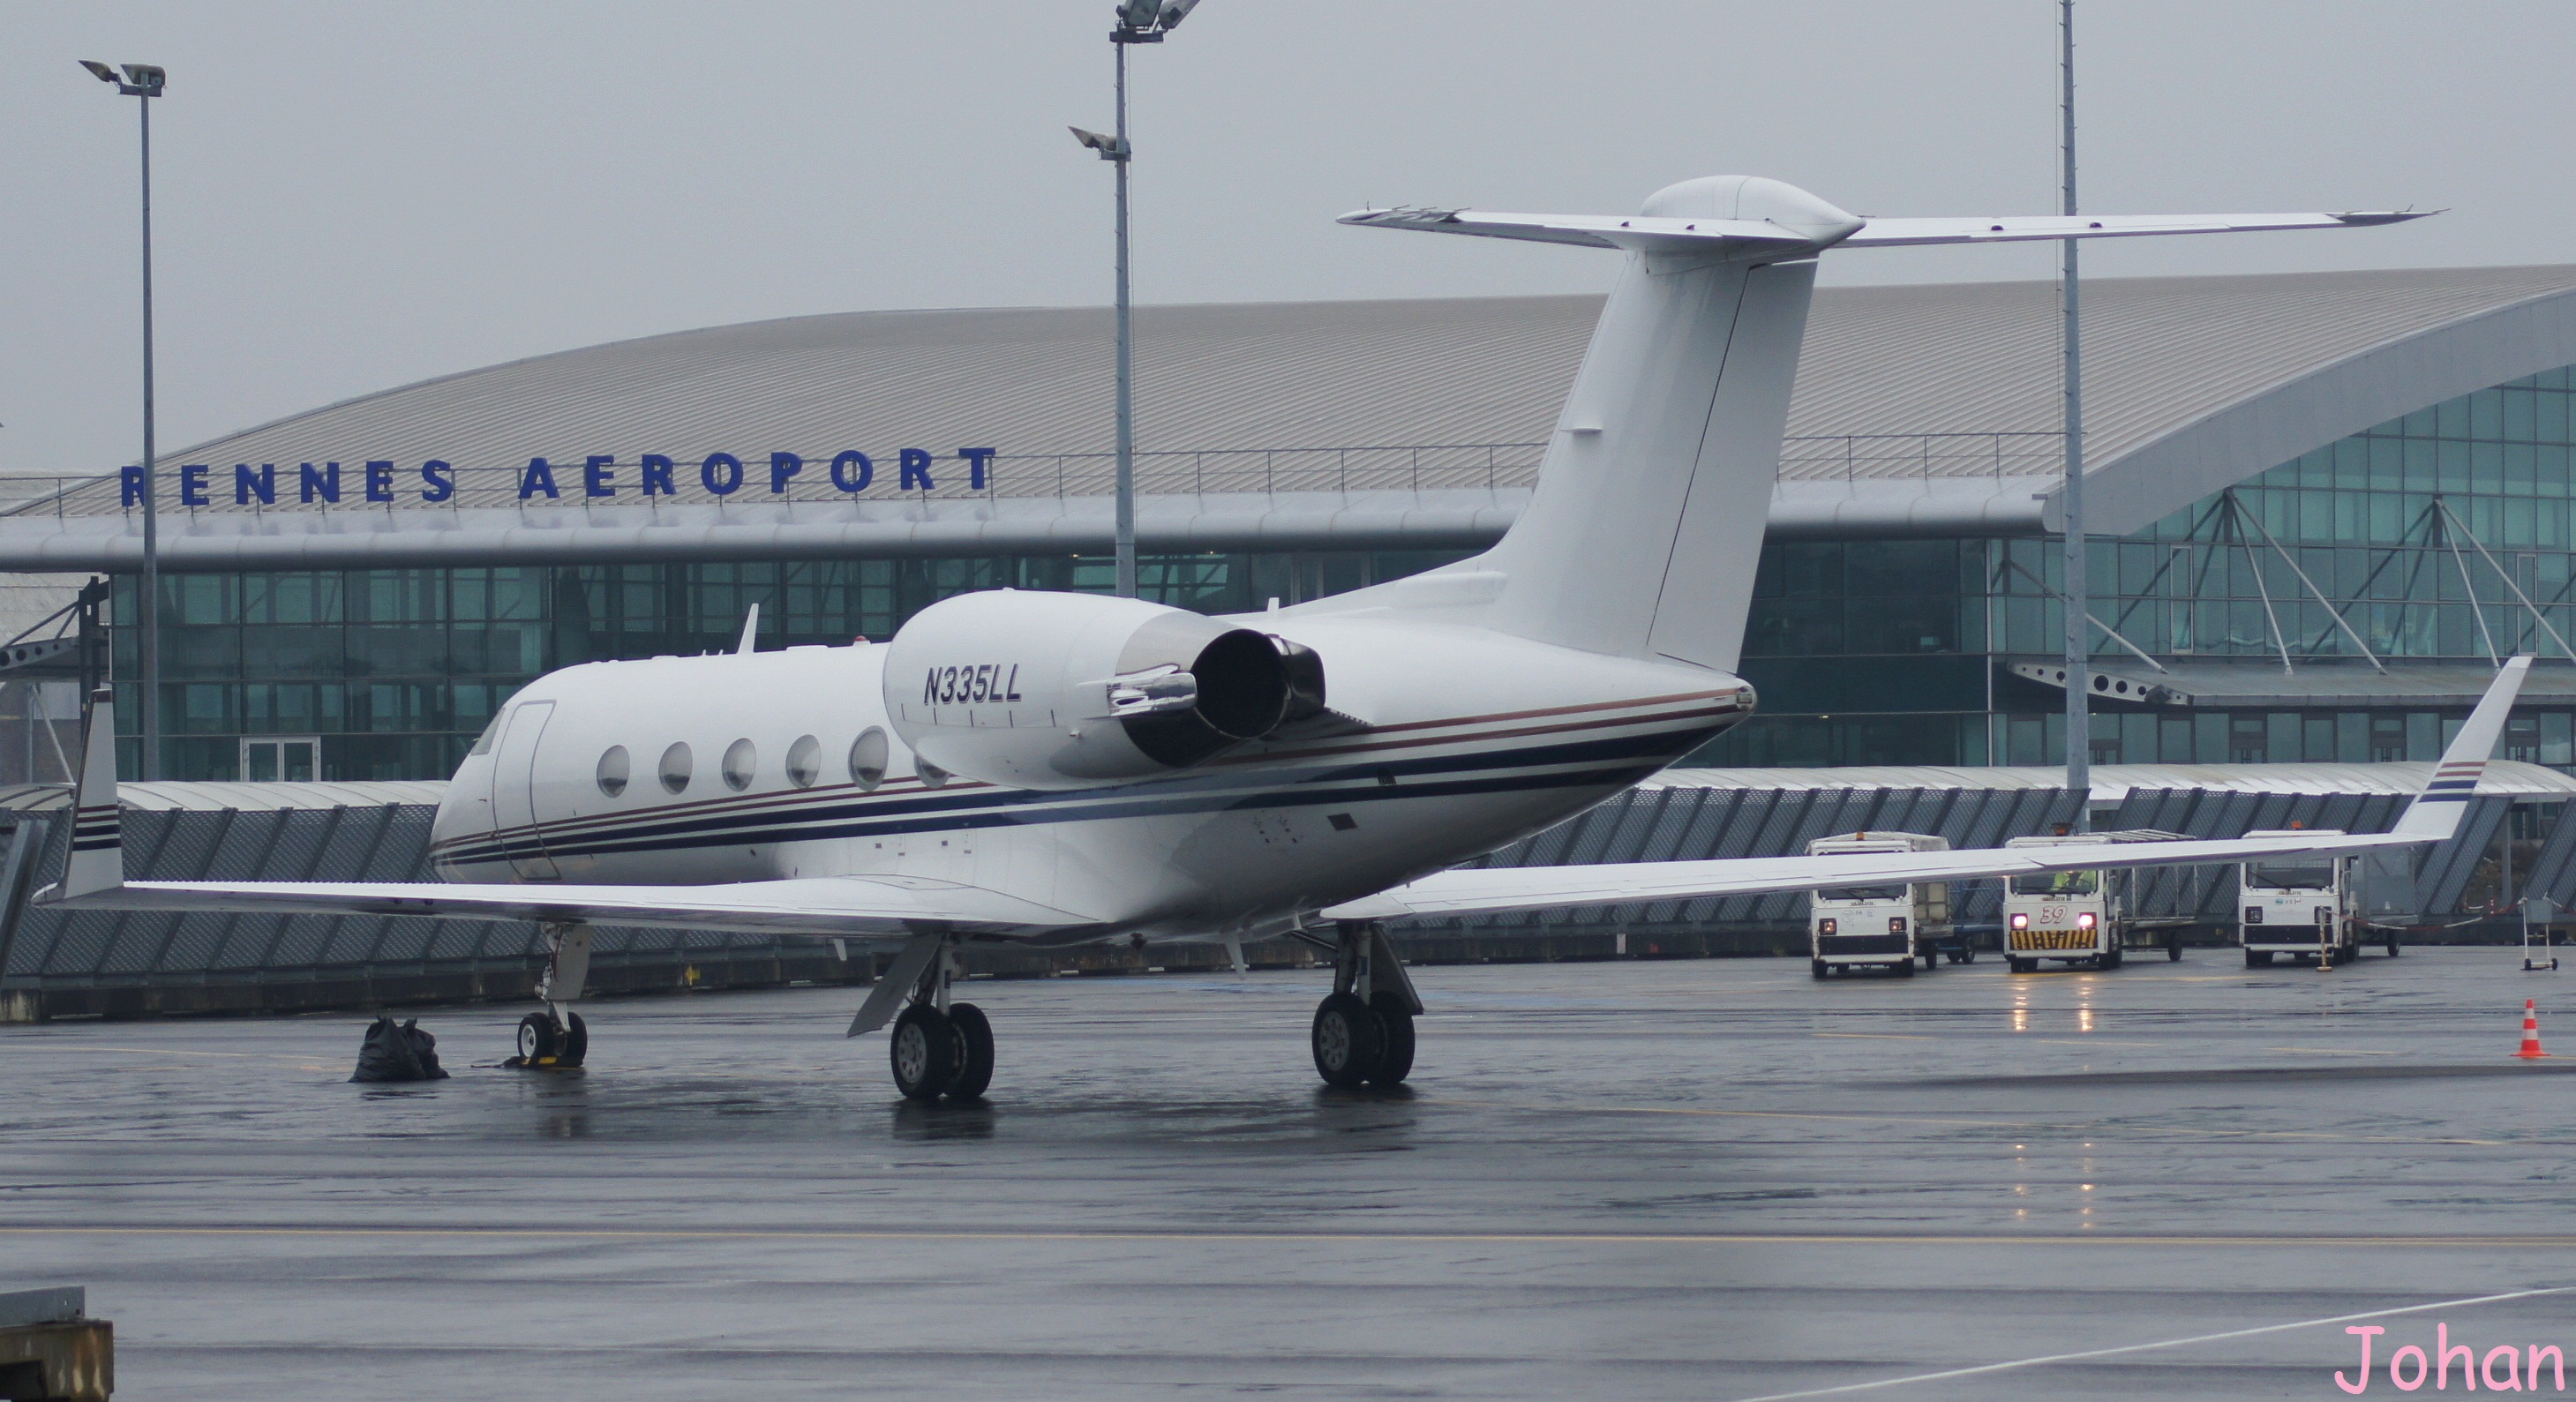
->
[508,922,591,1069]
[852,933,994,1103]
[1311,921,1423,1089]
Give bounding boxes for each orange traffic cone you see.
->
[2515,999,2550,1060]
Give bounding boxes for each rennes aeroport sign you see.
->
[120,448,1000,506]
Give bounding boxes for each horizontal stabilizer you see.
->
[1342,204,2434,262]
[1338,206,1859,259]
[1840,210,2434,248]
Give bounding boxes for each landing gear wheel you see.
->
[558,1010,587,1067]
[514,1012,560,1064]
[1811,959,1829,979]
[1367,992,1415,1086]
[945,1002,994,1100]
[1311,992,1384,1088]
[890,1004,958,1102]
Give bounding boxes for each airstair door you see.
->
[489,700,560,881]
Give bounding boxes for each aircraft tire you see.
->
[559,1010,587,1068]
[946,1002,995,1100]
[890,1004,958,1102]
[1311,993,1384,1088]
[515,1012,560,1064]
[1367,992,1416,1086]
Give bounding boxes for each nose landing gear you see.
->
[1311,921,1422,1088]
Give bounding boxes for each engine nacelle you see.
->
[882,590,1324,791]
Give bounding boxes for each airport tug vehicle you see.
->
[2001,832,2192,971]
[1807,832,1955,977]
[2237,835,2390,966]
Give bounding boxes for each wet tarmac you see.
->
[6,948,2576,1399]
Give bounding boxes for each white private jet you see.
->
[43,175,2512,1101]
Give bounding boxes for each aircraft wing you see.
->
[50,874,1100,940]
[1329,656,2530,923]
[1324,829,2424,922]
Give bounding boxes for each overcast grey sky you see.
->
[3,1,2567,477]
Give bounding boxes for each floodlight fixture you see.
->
[1117,0,1162,32]
[122,64,167,94]
[79,59,120,84]
[1068,125,1127,161]
[1156,0,1203,32]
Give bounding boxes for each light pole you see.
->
[2056,2,2089,829]
[79,59,167,781]
[1071,0,1203,599]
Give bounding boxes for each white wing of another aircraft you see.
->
[1326,656,2530,923]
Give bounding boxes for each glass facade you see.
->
[109,551,1469,780]
[1704,365,2576,771]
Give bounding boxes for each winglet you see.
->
[2392,655,2533,838]
[57,685,123,899]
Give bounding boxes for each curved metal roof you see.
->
[3,263,2572,566]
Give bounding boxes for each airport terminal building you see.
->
[4,263,2576,783]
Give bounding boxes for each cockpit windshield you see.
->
[2010,869,2099,896]
[2247,862,2335,890]
[1815,885,1905,903]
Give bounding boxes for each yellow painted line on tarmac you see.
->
[10,1224,2576,1249]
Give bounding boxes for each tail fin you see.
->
[1341,182,2433,671]
[2391,655,2532,838]
[58,686,121,899]
[1351,176,1853,671]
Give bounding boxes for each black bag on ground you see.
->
[351,1016,450,1083]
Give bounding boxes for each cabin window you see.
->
[785,734,821,789]
[848,728,889,790]
[723,738,757,791]
[659,741,693,794]
[596,746,629,798]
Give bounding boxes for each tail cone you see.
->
[2516,998,2549,1060]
